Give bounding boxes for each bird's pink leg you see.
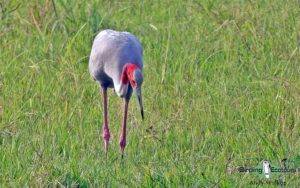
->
[119,99,129,158]
[102,87,110,159]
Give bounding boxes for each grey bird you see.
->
[89,29,144,158]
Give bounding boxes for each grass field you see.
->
[0,0,299,187]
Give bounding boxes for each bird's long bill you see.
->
[135,87,144,120]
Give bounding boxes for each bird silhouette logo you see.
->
[262,160,271,178]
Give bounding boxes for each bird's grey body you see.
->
[89,29,143,98]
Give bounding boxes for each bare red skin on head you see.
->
[121,64,138,87]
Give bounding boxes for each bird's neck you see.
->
[121,63,138,85]
[114,63,137,97]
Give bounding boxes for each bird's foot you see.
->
[119,136,126,159]
[103,128,110,159]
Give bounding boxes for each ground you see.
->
[0,0,299,187]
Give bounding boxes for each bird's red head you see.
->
[121,63,140,87]
[121,63,144,119]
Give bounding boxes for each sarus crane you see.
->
[89,29,144,158]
